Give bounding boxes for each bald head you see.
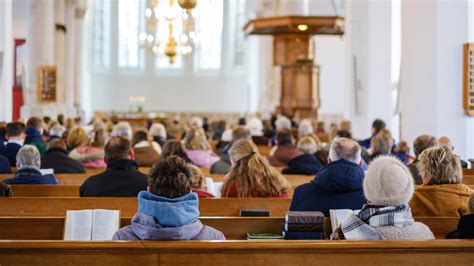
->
[329,137,361,164]
[438,136,454,151]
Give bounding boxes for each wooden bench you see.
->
[0,197,292,217]
[1,240,474,265]
[0,216,285,240]
[0,216,459,240]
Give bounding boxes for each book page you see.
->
[64,210,93,240]
[212,182,223,198]
[91,209,120,240]
[330,209,356,233]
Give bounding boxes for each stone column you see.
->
[23,0,55,107]
[73,5,87,109]
[55,0,66,104]
[64,0,76,109]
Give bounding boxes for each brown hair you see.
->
[276,129,294,145]
[6,122,25,137]
[91,129,106,148]
[469,194,474,214]
[104,137,131,162]
[221,139,289,197]
[133,130,149,146]
[413,135,437,157]
[148,156,192,198]
[184,126,210,150]
[232,126,251,142]
[394,140,409,154]
[417,146,462,185]
[47,139,67,150]
[67,128,89,149]
[188,164,204,189]
[26,117,44,130]
[162,140,189,160]
[371,128,393,155]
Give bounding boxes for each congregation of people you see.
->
[0,114,473,241]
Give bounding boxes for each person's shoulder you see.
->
[198,225,226,240]
[112,225,139,240]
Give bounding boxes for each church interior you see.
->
[0,0,474,264]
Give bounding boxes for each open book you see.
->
[205,177,223,198]
[64,209,120,241]
[329,209,360,233]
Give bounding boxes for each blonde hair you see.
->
[340,119,352,132]
[417,146,462,185]
[184,126,211,150]
[221,139,290,197]
[297,136,318,154]
[188,164,204,189]
[371,128,393,155]
[67,128,90,149]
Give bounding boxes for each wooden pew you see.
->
[0,198,292,217]
[463,174,474,185]
[0,216,458,240]
[0,216,286,240]
[5,174,313,197]
[1,240,474,265]
[463,169,474,176]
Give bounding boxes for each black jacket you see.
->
[41,147,86,174]
[282,153,323,175]
[446,214,474,239]
[80,159,147,197]
[290,159,366,215]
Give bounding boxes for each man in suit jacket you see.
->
[0,122,25,167]
[80,137,147,197]
[41,139,85,174]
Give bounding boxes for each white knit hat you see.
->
[363,156,414,206]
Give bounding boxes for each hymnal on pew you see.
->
[205,177,223,197]
[64,209,120,241]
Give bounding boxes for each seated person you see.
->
[47,123,66,142]
[0,154,11,174]
[210,126,251,174]
[189,164,214,198]
[111,121,133,140]
[0,122,5,148]
[331,156,434,240]
[161,140,193,163]
[68,127,106,168]
[246,117,269,146]
[290,137,365,214]
[80,137,147,197]
[359,118,386,149]
[0,181,13,197]
[41,139,86,174]
[0,122,25,166]
[446,194,474,239]
[3,145,57,184]
[298,119,322,147]
[24,117,47,155]
[221,139,289,198]
[112,156,225,240]
[184,126,219,168]
[149,122,168,147]
[410,146,473,217]
[367,128,393,163]
[267,130,300,167]
[408,135,437,185]
[438,136,469,168]
[282,137,322,175]
[132,130,160,167]
[392,140,411,164]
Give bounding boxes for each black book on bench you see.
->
[240,209,271,217]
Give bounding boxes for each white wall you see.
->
[0,0,13,121]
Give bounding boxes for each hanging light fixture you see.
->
[140,0,199,64]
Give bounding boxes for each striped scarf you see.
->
[332,204,415,240]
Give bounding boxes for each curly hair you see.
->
[221,139,289,197]
[148,156,192,198]
[417,146,462,185]
[184,126,211,150]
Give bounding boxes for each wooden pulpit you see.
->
[244,16,344,118]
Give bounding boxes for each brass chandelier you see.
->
[139,0,199,64]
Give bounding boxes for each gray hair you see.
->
[111,122,133,140]
[16,145,41,169]
[298,120,314,139]
[49,124,66,137]
[329,137,361,164]
[275,116,291,131]
[297,136,318,154]
[149,123,167,139]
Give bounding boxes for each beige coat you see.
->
[410,183,473,217]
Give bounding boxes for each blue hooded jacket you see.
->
[112,191,225,240]
[290,159,366,215]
